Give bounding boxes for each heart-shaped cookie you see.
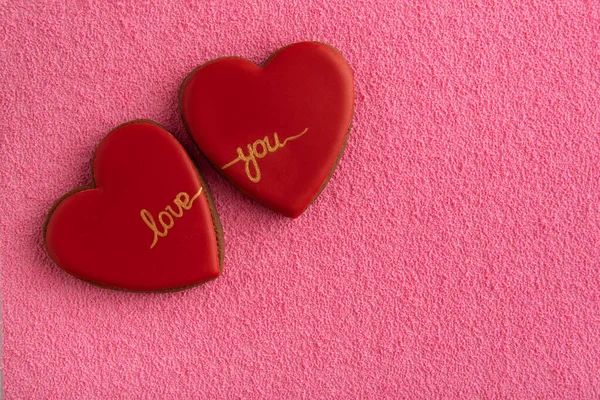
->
[44,121,223,291]
[180,41,354,218]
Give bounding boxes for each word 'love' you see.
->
[140,187,203,249]
[221,128,309,183]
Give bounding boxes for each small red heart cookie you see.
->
[44,121,223,292]
[180,41,354,218]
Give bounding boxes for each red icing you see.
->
[180,41,354,218]
[44,121,221,291]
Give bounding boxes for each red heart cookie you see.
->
[180,41,354,218]
[44,121,223,292]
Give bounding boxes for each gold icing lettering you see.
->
[140,187,203,249]
[221,128,308,183]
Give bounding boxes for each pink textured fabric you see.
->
[1,0,600,398]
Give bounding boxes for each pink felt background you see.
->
[1,0,600,398]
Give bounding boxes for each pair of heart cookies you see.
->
[44,42,354,292]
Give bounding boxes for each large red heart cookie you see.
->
[180,41,354,218]
[44,121,223,291]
